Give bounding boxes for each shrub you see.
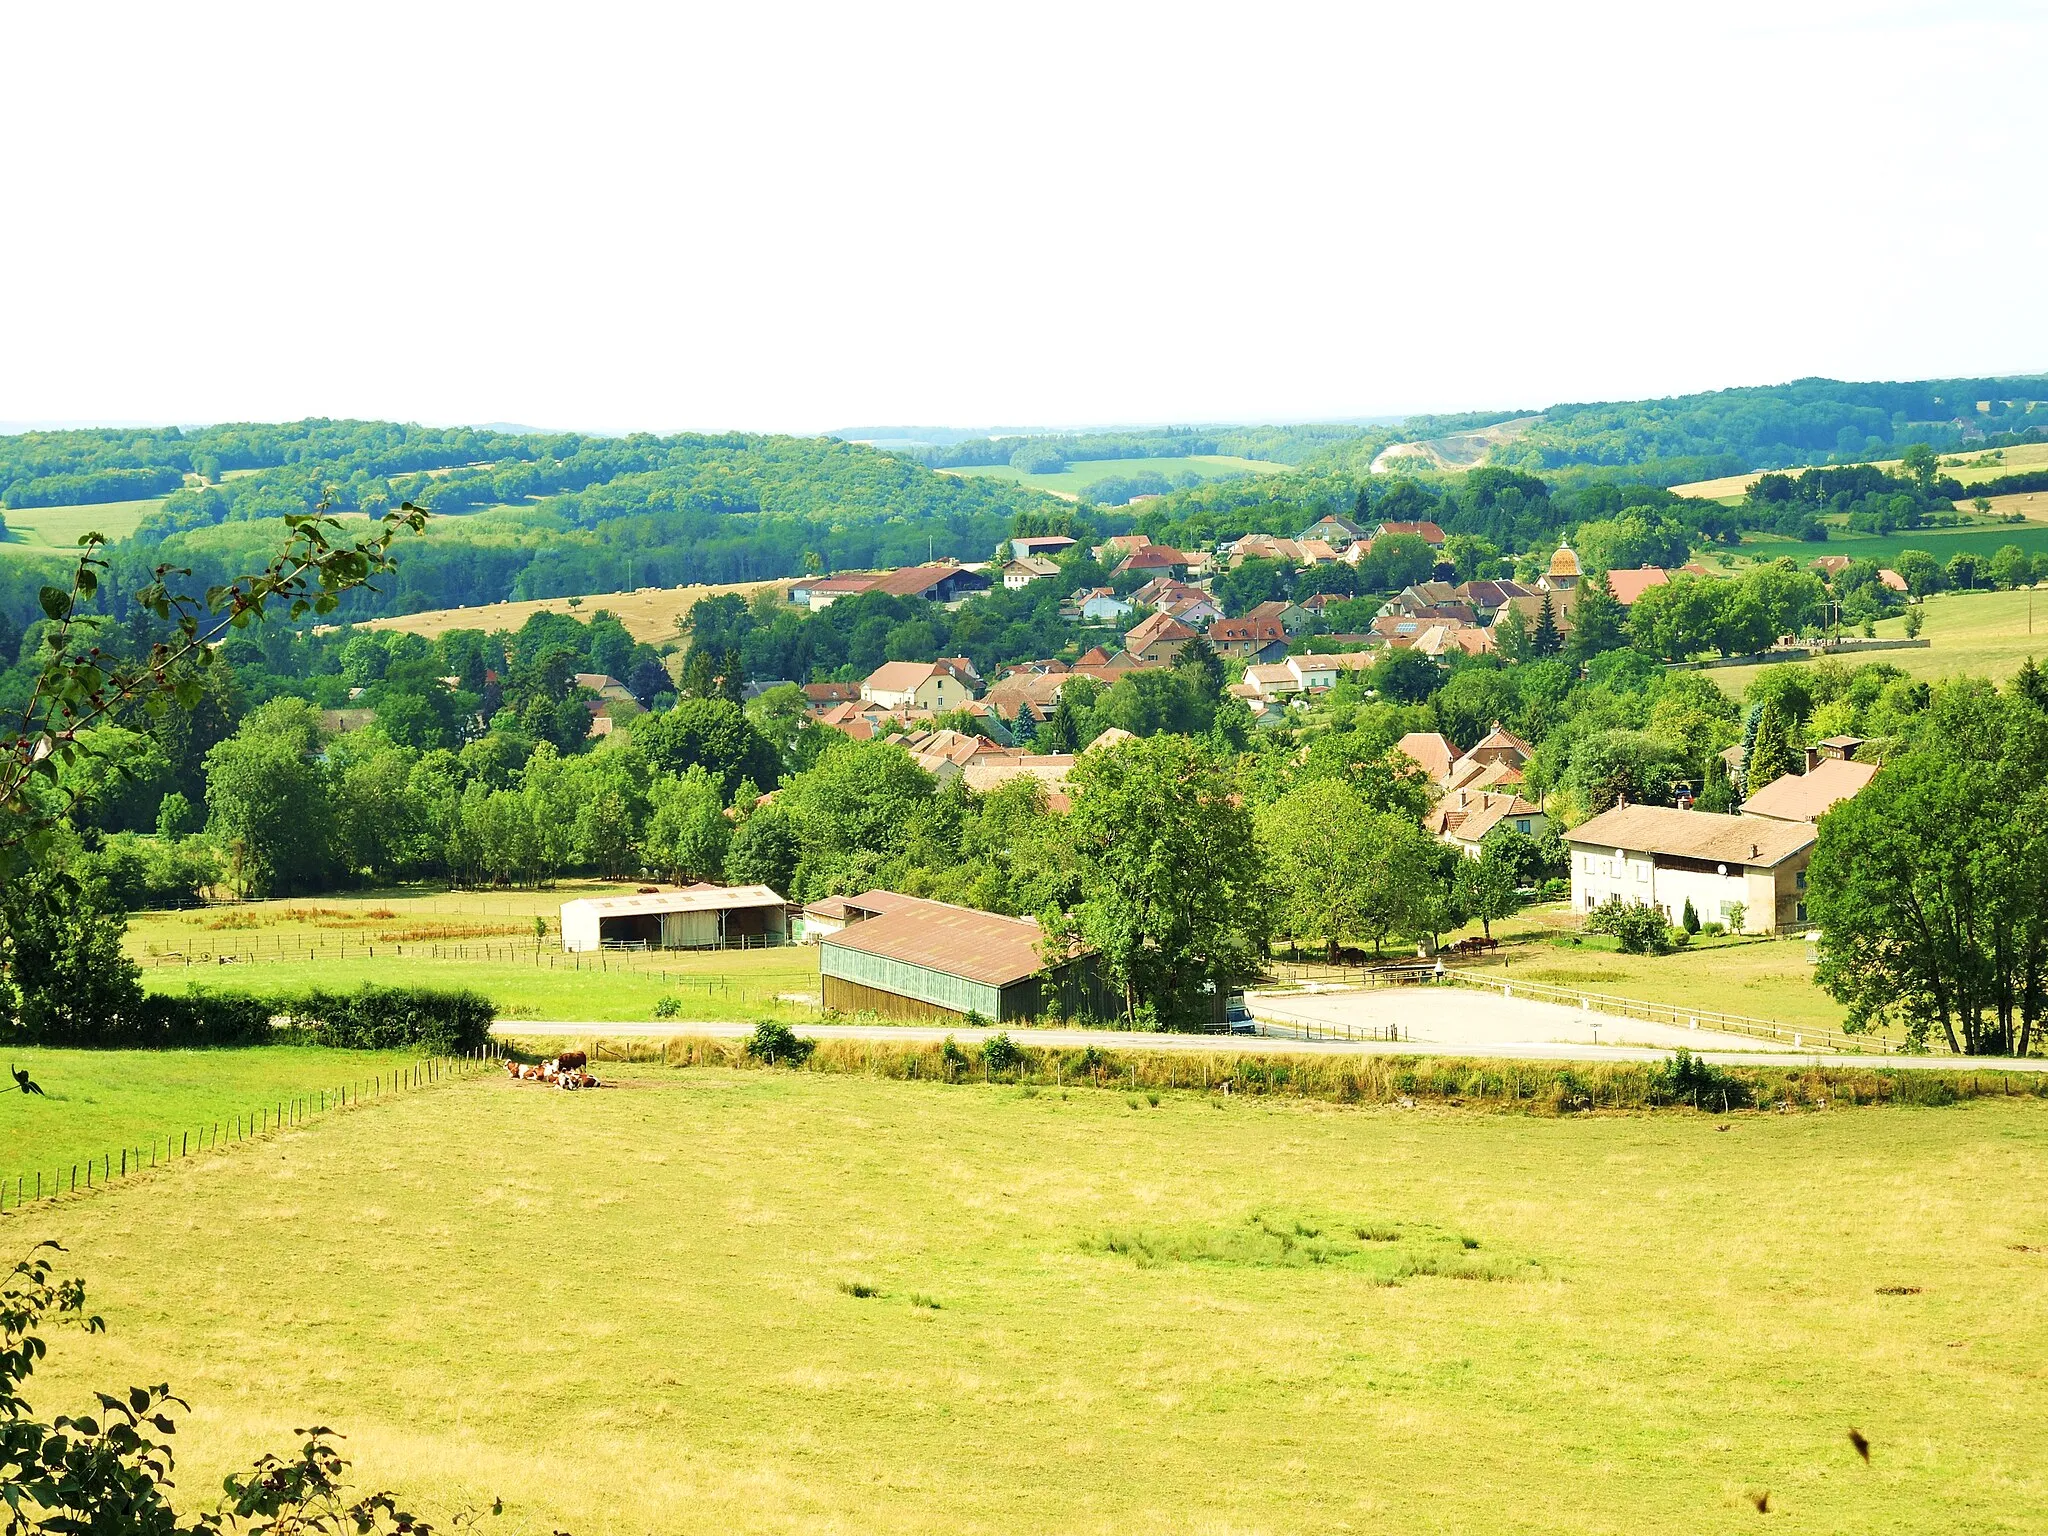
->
[277,985,494,1053]
[745,1019,814,1065]
[1585,897,1679,954]
[941,1036,973,1078]
[982,1032,1025,1075]
[132,989,278,1047]
[651,994,684,1020]
[1653,1049,1752,1110]
[1681,898,1700,934]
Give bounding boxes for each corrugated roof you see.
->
[1740,757,1879,823]
[820,894,1075,987]
[561,884,788,917]
[1565,805,1815,867]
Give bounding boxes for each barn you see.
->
[559,885,789,952]
[818,893,1100,1023]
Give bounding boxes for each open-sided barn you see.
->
[559,885,789,952]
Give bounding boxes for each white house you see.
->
[1565,804,1815,934]
[1000,556,1061,590]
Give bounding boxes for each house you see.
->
[1454,579,1533,617]
[1111,545,1197,580]
[1011,535,1077,561]
[870,563,992,604]
[585,697,642,738]
[1495,588,1578,636]
[802,681,861,711]
[1229,533,1306,566]
[984,670,1073,723]
[1603,567,1670,606]
[560,885,790,952]
[818,893,1103,1023]
[1297,539,1342,565]
[795,889,917,945]
[1565,804,1817,934]
[800,573,886,609]
[1461,722,1535,773]
[1740,754,1879,823]
[1240,663,1303,704]
[1396,731,1461,785]
[573,672,635,703]
[1124,611,1198,664]
[1298,513,1367,547]
[1072,587,1136,622]
[1375,520,1446,546]
[1206,615,1290,662]
[892,727,1015,781]
[1813,555,1854,579]
[1094,533,1154,561]
[1878,568,1909,593]
[1408,622,1495,658]
[959,754,1078,801]
[1285,651,1374,691]
[860,661,978,713]
[1246,598,1314,634]
[1427,787,1547,856]
[1386,581,1460,617]
[1000,556,1061,590]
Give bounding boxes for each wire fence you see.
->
[140,935,798,975]
[0,1050,493,1216]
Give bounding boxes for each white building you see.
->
[559,885,789,952]
[859,660,976,712]
[1565,804,1815,935]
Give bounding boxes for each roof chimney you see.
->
[1750,843,1760,859]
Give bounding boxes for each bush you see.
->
[1653,1049,1752,1110]
[651,994,684,1020]
[1585,897,1679,955]
[744,1019,814,1065]
[982,1032,1025,1075]
[1681,898,1700,934]
[277,985,494,1053]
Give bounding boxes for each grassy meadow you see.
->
[0,1047,461,1205]
[1707,586,2048,695]
[11,1065,2045,1533]
[943,453,1288,498]
[0,495,168,554]
[354,577,788,646]
[126,887,822,1022]
[1673,441,2048,502]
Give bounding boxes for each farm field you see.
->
[14,1066,2047,1534]
[1707,587,2048,695]
[353,577,790,645]
[1673,441,2048,502]
[0,495,168,554]
[124,885,821,1023]
[942,453,1288,498]
[0,1046,452,1201]
[1731,521,2048,573]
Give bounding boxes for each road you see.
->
[487,1018,2048,1073]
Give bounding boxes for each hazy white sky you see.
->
[2,2,2042,434]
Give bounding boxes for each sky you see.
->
[2,1,2044,436]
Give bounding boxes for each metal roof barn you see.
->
[560,885,789,952]
[819,893,1101,1023]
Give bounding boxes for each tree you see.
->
[1744,698,1797,795]
[1627,576,1725,661]
[154,789,196,838]
[0,866,143,1042]
[1258,780,1382,960]
[633,697,780,796]
[1370,647,1443,704]
[724,804,801,893]
[1891,548,1943,598]
[1989,544,2034,591]
[1493,604,1533,663]
[1452,842,1522,939]
[1899,441,1940,494]
[1809,681,2048,1054]
[1530,593,1563,658]
[1060,734,1271,1028]
[203,728,339,896]
[1586,896,1677,954]
[643,767,731,884]
[1171,634,1225,708]
[1565,571,1623,662]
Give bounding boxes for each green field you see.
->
[0,1046,453,1205]
[126,888,822,1023]
[1707,587,2048,695]
[0,496,168,554]
[943,454,1288,498]
[13,1064,2045,1533]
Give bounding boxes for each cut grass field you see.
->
[1673,441,2048,502]
[0,495,168,554]
[353,577,789,646]
[124,886,821,1023]
[0,1046,452,1202]
[941,453,1288,498]
[14,1065,2047,1532]
[1707,586,2048,695]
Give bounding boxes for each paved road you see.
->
[488,1019,2048,1073]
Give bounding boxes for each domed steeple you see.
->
[1547,541,1582,579]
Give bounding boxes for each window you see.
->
[1635,862,1649,882]
[1796,901,1808,922]
[1516,819,1531,834]
[1795,870,1807,891]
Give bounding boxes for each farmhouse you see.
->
[1566,804,1815,934]
[1000,556,1061,589]
[1124,610,1197,663]
[1741,749,1878,823]
[1427,787,1546,856]
[860,659,978,712]
[560,885,790,952]
[818,893,1101,1023]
